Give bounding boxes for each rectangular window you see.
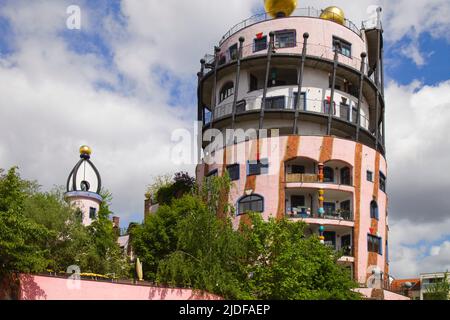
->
[367,171,373,182]
[89,207,97,220]
[226,164,240,181]
[368,235,382,255]
[229,43,238,60]
[265,96,285,110]
[380,172,386,192]
[333,36,352,57]
[275,30,296,49]
[253,36,267,52]
[293,92,307,110]
[247,158,269,176]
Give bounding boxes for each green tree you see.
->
[240,213,361,300]
[0,167,51,276]
[136,174,360,300]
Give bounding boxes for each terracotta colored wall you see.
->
[16,275,221,301]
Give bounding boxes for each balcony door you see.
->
[324,231,336,250]
[341,235,352,256]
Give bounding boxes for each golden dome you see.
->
[320,6,345,25]
[264,0,297,18]
[79,145,92,156]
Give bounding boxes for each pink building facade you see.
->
[196,7,390,288]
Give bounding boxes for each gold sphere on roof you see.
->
[320,6,345,25]
[264,0,298,18]
[79,145,92,156]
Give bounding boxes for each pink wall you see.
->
[17,275,221,301]
[219,16,366,71]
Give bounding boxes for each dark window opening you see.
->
[293,92,307,110]
[254,36,268,52]
[219,82,234,103]
[368,235,382,255]
[291,195,305,208]
[247,158,269,176]
[324,231,336,249]
[340,167,351,185]
[218,55,226,66]
[340,103,351,121]
[275,30,296,49]
[323,202,336,216]
[333,36,352,57]
[89,207,97,220]
[265,96,285,110]
[352,107,358,124]
[250,74,259,92]
[226,164,240,181]
[229,43,238,61]
[370,201,379,220]
[379,172,386,192]
[367,171,373,182]
[324,167,334,183]
[238,195,264,215]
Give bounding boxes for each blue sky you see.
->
[1,0,450,278]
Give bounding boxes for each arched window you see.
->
[324,167,334,183]
[219,82,234,103]
[238,194,264,215]
[370,201,379,220]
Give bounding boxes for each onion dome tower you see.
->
[65,146,103,226]
[197,1,389,292]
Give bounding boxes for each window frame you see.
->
[293,92,307,110]
[367,234,383,255]
[237,194,264,216]
[265,95,286,110]
[228,43,238,61]
[247,158,269,176]
[370,200,379,220]
[274,29,297,49]
[367,170,374,182]
[379,171,387,193]
[333,36,352,58]
[89,207,97,220]
[253,36,268,52]
[323,166,335,183]
[226,164,240,181]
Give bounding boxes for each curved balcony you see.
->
[218,7,361,46]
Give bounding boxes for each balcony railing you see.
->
[286,209,353,221]
[207,95,370,132]
[286,173,319,183]
[219,7,361,46]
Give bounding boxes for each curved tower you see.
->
[196,3,388,288]
[65,145,103,226]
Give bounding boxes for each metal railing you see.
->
[207,95,371,131]
[286,209,353,221]
[219,7,361,46]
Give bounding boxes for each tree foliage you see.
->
[0,167,130,279]
[133,174,360,300]
[425,272,450,300]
